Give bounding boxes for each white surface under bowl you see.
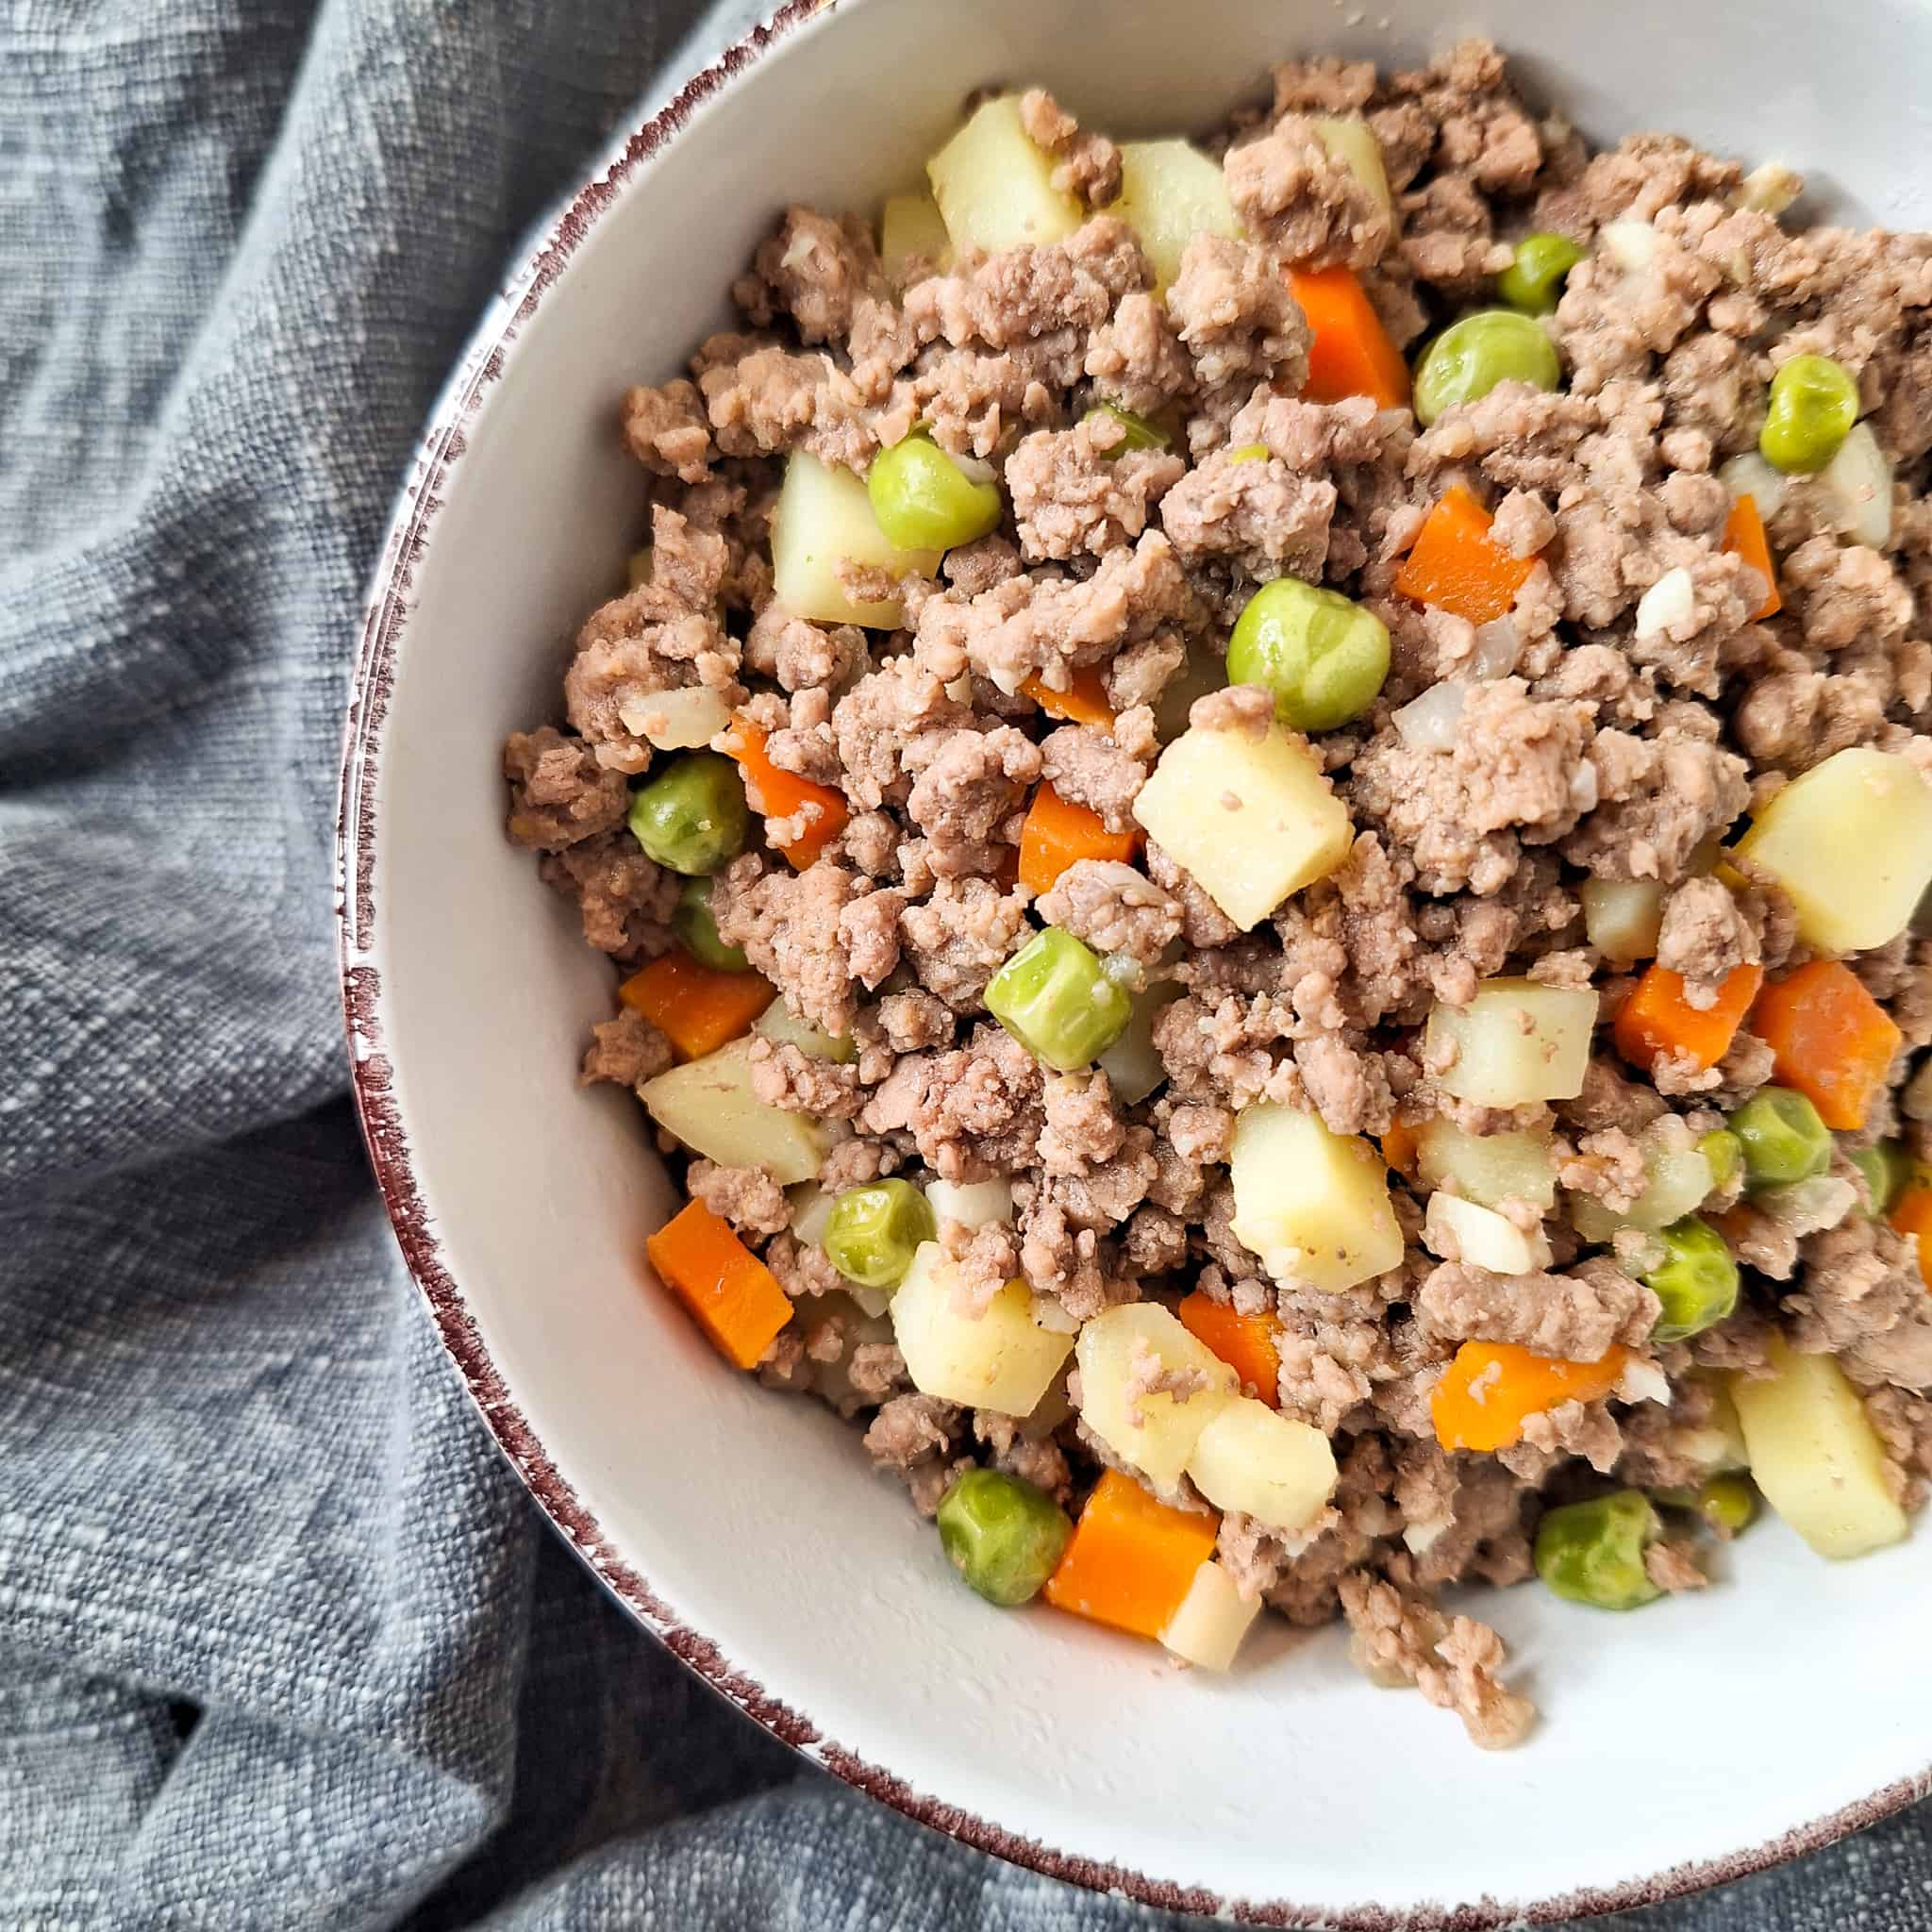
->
[337,0,1932,1919]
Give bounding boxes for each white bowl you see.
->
[338,0,1932,1918]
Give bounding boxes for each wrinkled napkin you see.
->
[2,2,1927,1925]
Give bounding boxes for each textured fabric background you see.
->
[1,3,1928,1926]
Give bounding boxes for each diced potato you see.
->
[1821,421,1893,549]
[1096,979,1180,1106]
[614,684,729,752]
[755,997,855,1065]
[1567,1120,1715,1241]
[1423,1191,1552,1274]
[878,189,952,282]
[1416,1120,1557,1213]
[1735,747,1932,955]
[771,451,941,629]
[1309,115,1392,215]
[639,1040,826,1185]
[1228,1103,1404,1293]
[1132,721,1353,931]
[1424,978,1598,1108]
[1731,1335,1908,1559]
[1185,1397,1339,1532]
[1075,1303,1238,1487]
[891,1242,1074,1413]
[1158,1559,1259,1672]
[1112,139,1241,290]
[1581,876,1663,965]
[926,94,1085,258]
[924,1176,1013,1230]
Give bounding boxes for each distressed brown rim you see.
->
[334,3,1932,1919]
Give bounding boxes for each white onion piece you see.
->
[1821,422,1893,548]
[1392,680,1466,752]
[1635,567,1695,642]
[788,1182,837,1249]
[1718,451,1789,523]
[1470,618,1522,680]
[1601,219,1662,274]
[953,451,998,487]
[1736,161,1803,216]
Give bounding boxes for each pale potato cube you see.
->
[1423,1191,1552,1274]
[1424,978,1598,1108]
[1075,1303,1238,1488]
[1132,722,1353,931]
[1567,1119,1715,1241]
[891,1242,1073,1413]
[1158,1559,1259,1672]
[1228,1103,1404,1293]
[924,1176,1013,1230]
[1731,1335,1908,1559]
[754,998,855,1065]
[617,683,731,752]
[1416,1120,1557,1212]
[878,190,952,282]
[785,1181,836,1249]
[638,1040,826,1185]
[1580,876,1663,965]
[1309,115,1392,214]
[1185,1397,1339,1532]
[1113,138,1241,290]
[771,451,941,628]
[926,94,1085,257]
[1735,747,1932,954]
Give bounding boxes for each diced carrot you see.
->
[1021,665,1115,730]
[1176,1292,1282,1407]
[1613,961,1765,1078]
[1723,493,1783,622]
[619,948,775,1060]
[720,714,850,869]
[1043,1469,1220,1641]
[1393,487,1538,625]
[1888,1179,1932,1290]
[645,1198,794,1370]
[1017,781,1139,896]
[1753,959,1903,1131]
[1430,1341,1632,1455]
[1286,266,1411,411]
[1379,1117,1422,1177]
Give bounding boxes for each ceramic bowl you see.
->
[338,0,1932,1919]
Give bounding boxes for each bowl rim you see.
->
[333,1,1930,1919]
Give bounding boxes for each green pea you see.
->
[1228,442,1271,464]
[937,1468,1073,1606]
[1226,576,1391,733]
[1730,1087,1832,1190]
[1642,1216,1740,1345]
[672,876,749,972]
[867,431,1003,550]
[1497,232,1587,315]
[1412,308,1562,427]
[627,752,749,876]
[1697,1128,1743,1196]
[1759,353,1860,474]
[1656,1474,1758,1540]
[1084,402,1171,453]
[1534,1491,1666,1611]
[985,926,1132,1072]
[1850,1140,1908,1217]
[822,1179,937,1290]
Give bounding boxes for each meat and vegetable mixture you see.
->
[504,41,1932,1745]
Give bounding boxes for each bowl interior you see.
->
[346,0,1932,1917]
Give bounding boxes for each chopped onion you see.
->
[1736,161,1803,217]
[1470,617,1522,681]
[1756,1175,1859,1238]
[953,451,998,487]
[1821,421,1893,548]
[1718,450,1789,523]
[1617,1358,1672,1407]
[1634,566,1695,642]
[1601,219,1662,274]
[1392,680,1466,752]
[788,1181,837,1248]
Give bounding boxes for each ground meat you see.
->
[905,724,1041,875]
[686,1158,791,1238]
[1563,723,1751,882]
[504,726,632,851]
[1159,446,1336,583]
[1017,88,1123,205]
[1036,859,1183,966]
[1005,413,1185,562]
[862,1024,1044,1185]
[540,834,680,961]
[1656,875,1759,998]
[898,875,1028,1011]
[1166,234,1312,395]
[1225,115,1392,269]
[1644,1539,1709,1593]
[620,377,715,484]
[1786,1214,1932,1391]
[579,1009,675,1089]
[1415,1260,1660,1360]
[1038,723,1149,832]
[863,1394,964,1518]
[711,856,901,1035]
[743,603,867,693]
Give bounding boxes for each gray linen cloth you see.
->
[1,4,1926,1926]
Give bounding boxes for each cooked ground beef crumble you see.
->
[505,42,1932,1748]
